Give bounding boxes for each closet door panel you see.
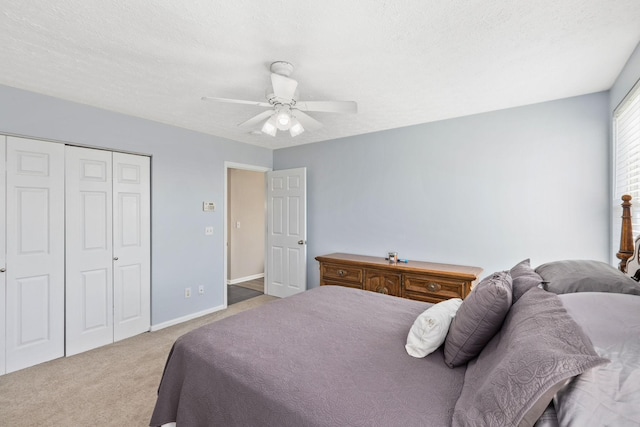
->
[113,152,150,341]
[5,137,64,373]
[0,137,6,375]
[65,147,113,356]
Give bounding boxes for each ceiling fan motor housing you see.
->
[265,89,299,106]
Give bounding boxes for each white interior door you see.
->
[266,167,307,298]
[5,137,65,373]
[65,146,114,356]
[0,136,6,375]
[113,152,150,341]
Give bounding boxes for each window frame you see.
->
[613,77,640,259]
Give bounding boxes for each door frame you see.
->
[0,136,5,375]
[223,162,271,307]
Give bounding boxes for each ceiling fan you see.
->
[202,61,357,137]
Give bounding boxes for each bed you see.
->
[150,197,640,427]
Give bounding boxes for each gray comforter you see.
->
[150,286,466,427]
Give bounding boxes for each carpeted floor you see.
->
[0,294,277,427]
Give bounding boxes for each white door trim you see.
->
[223,162,271,308]
[0,136,5,375]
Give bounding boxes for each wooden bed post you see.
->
[617,194,634,272]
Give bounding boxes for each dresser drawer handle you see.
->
[377,287,389,295]
[337,269,347,277]
[427,282,441,293]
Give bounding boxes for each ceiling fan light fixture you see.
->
[289,118,304,137]
[276,108,291,130]
[261,116,278,136]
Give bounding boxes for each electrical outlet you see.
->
[205,226,214,236]
[185,287,191,298]
[198,285,205,295]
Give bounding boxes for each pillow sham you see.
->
[554,339,640,427]
[451,287,608,427]
[533,404,559,427]
[405,298,462,358]
[443,271,512,368]
[535,259,640,295]
[509,258,545,302]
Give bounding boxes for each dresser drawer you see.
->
[364,269,401,296]
[321,263,364,284]
[321,279,363,290]
[403,274,468,303]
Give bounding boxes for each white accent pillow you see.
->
[405,298,463,358]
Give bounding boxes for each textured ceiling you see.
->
[1,1,640,149]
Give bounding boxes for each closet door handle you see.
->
[0,268,5,273]
[113,257,119,261]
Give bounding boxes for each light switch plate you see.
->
[203,202,215,212]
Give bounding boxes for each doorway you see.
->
[224,162,270,306]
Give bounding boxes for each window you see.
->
[614,79,640,240]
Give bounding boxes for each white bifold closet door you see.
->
[112,152,150,342]
[65,147,114,356]
[5,137,65,373]
[66,147,150,356]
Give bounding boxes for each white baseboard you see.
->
[150,304,226,332]
[227,272,265,285]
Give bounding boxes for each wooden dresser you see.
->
[316,253,483,303]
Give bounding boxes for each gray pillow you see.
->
[510,258,544,302]
[451,287,608,427]
[535,260,640,295]
[443,271,512,368]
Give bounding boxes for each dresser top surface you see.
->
[316,253,483,279]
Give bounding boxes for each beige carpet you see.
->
[0,294,276,427]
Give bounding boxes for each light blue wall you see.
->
[0,84,272,326]
[274,92,610,285]
[0,75,619,322]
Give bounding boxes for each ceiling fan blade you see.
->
[237,110,275,128]
[201,96,271,108]
[271,73,298,100]
[293,110,323,131]
[295,100,357,114]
